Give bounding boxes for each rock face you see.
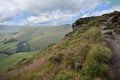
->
[108,15,119,23]
[72,17,98,30]
[72,11,120,35]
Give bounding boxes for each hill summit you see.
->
[1,11,120,80]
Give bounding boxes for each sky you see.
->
[0,0,120,26]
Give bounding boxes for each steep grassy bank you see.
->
[0,51,38,69]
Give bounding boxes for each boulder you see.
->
[72,17,98,31]
[72,23,78,30]
[108,15,119,23]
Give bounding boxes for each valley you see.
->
[0,25,72,69]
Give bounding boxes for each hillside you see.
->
[0,51,37,69]
[0,11,120,80]
[0,25,72,69]
[0,25,72,55]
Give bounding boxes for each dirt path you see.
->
[107,33,120,80]
[100,23,120,80]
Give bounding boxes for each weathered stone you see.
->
[102,29,113,35]
[72,23,78,30]
[72,17,98,31]
[108,15,119,23]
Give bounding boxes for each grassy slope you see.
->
[0,51,38,69]
[0,53,8,60]
[0,34,16,52]
[0,34,12,42]
[28,26,72,51]
[1,17,112,80]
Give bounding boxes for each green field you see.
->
[0,51,38,69]
[0,53,8,60]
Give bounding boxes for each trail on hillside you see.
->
[108,33,120,80]
[100,23,120,80]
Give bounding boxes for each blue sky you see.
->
[0,0,120,26]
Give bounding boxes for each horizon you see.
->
[0,0,120,26]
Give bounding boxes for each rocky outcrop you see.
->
[72,17,98,30]
[108,15,119,23]
[72,11,120,36]
[101,14,120,37]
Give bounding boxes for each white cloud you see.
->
[13,0,101,13]
[81,5,120,17]
[0,1,19,22]
[20,10,79,25]
[0,0,105,25]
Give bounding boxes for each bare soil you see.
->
[100,23,120,80]
[107,33,120,80]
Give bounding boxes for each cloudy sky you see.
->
[0,0,120,26]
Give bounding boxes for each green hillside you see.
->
[0,25,72,69]
[0,25,72,55]
[0,51,37,69]
[0,53,8,60]
[1,11,119,80]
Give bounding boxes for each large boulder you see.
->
[72,23,80,30]
[108,15,119,23]
[72,17,98,30]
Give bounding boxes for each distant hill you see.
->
[0,25,21,35]
[0,25,72,55]
[0,25,72,69]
